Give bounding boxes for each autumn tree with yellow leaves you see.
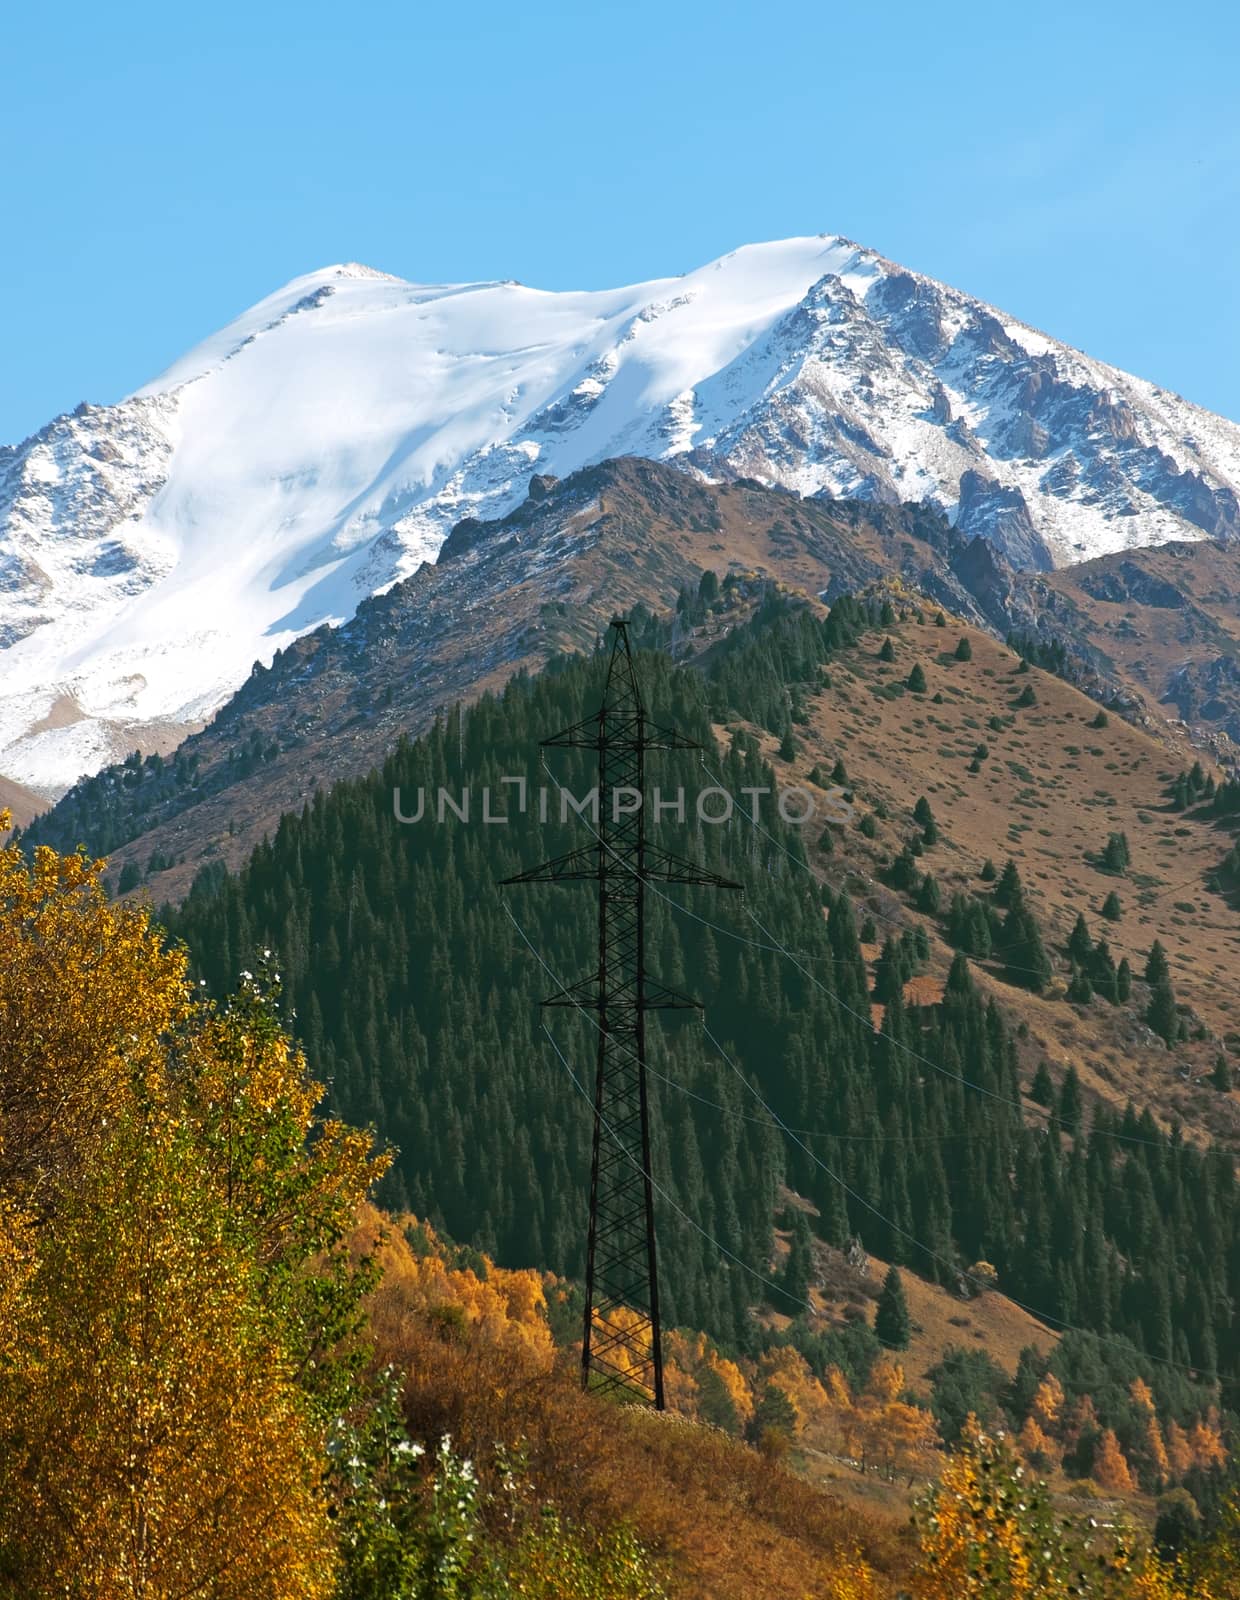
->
[914,1420,1212,1600]
[0,817,382,1599]
[0,819,675,1600]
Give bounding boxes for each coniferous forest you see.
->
[168,596,1240,1415]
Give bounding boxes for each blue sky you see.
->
[3,0,1238,444]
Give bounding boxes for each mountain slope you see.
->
[5,236,1240,797]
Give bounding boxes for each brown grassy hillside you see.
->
[713,598,1240,1145]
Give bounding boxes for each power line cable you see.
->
[537,753,1192,1150]
[506,896,1213,1381]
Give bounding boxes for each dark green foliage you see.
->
[747,1383,797,1444]
[1067,913,1093,965]
[857,813,877,839]
[1000,897,1052,992]
[878,637,895,663]
[696,1363,742,1435]
[993,859,1022,908]
[1154,1489,1202,1558]
[1030,1062,1055,1107]
[1212,1055,1232,1093]
[916,874,941,916]
[162,604,1240,1392]
[1007,631,1071,679]
[776,1209,814,1313]
[928,1347,1008,1445]
[1172,761,1211,812]
[1117,958,1132,1003]
[117,860,141,895]
[1088,938,1120,1005]
[889,845,920,893]
[906,663,927,693]
[933,611,947,628]
[980,858,997,882]
[1014,684,1037,708]
[1091,709,1109,729]
[874,1266,910,1350]
[778,728,798,762]
[873,939,907,1004]
[1147,975,1179,1045]
[1100,831,1131,874]
[1057,1065,1085,1137]
[1145,940,1170,986]
[953,637,972,662]
[1101,891,1122,922]
[946,893,994,959]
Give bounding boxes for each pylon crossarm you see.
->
[499,846,598,884]
[640,845,744,890]
[540,711,606,748]
[643,722,702,751]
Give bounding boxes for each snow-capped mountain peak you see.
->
[3,233,1239,798]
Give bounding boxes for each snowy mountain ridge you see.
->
[4,233,1240,798]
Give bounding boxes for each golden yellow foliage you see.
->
[0,829,385,1598]
[0,1117,337,1598]
[354,1207,555,1372]
[0,828,188,1202]
[1031,1372,1065,1433]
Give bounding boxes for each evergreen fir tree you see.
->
[778,1209,814,1312]
[1001,898,1052,993]
[907,663,927,693]
[1067,913,1093,965]
[916,873,941,915]
[954,637,972,662]
[994,859,1022,908]
[1145,941,1169,985]
[1147,975,1178,1045]
[878,637,896,663]
[1101,890,1122,922]
[875,1266,911,1350]
[1057,1065,1085,1137]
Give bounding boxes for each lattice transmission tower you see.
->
[502,618,739,1407]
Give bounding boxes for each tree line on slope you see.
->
[165,595,1240,1415]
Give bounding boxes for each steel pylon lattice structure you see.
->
[501,618,740,1407]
